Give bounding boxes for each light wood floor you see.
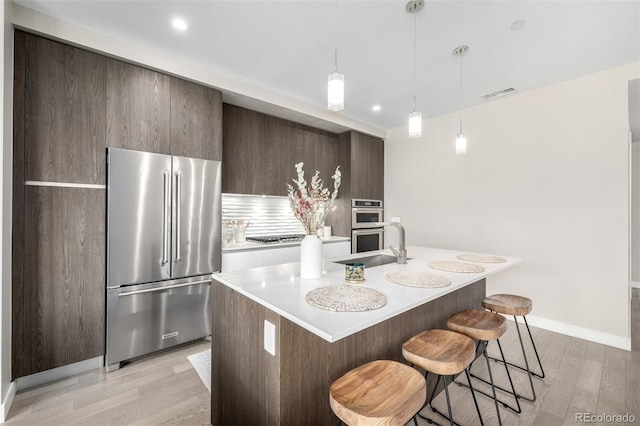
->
[4,340,211,425]
[5,309,639,426]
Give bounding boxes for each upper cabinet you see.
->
[223,104,341,197]
[106,63,222,160]
[24,34,107,184]
[106,59,171,154]
[330,131,384,237]
[348,131,384,201]
[221,105,383,238]
[223,105,271,194]
[170,78,223,161]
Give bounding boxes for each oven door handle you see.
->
[352,228,383,235]
[352,228,384,234]
[352,207,384,213]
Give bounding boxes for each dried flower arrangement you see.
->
[287,162,341,235]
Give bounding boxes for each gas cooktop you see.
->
[246,234,306,244]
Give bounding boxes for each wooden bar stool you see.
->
[447,309,520,426]
[483,294,545,402]
[402,329,483,426]
[329,360,426,426]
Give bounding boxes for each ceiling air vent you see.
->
[482,87,517,101]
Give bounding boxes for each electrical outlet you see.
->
[264,320,276,356]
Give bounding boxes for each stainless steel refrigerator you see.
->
[105,148,221,370]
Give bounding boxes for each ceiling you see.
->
[13,0,640,134]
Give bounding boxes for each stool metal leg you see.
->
[463,339,522,414]
[482,341,503,426]
[419,373,466,426]
[495,338,522,413]
[512,314,537,401]
[415,366,485,426]
[442,376,454,426]
[524,316,546,378]
[488,315,545,380]
[465,369,484,426]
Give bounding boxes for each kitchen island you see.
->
[211,246,520,425]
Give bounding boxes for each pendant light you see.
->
[327,0,344,111]
[406,0,423,138]
[454,45,469,154]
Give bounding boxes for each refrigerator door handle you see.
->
[117,279,211,297]
[174,172,182,262]
[162,171,171,264]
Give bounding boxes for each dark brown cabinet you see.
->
[221,105,384,238]
[106,62,224,159]
[21,187,105,376]
[223,104,341,197]
[223,105,271,194]
[106,59,171,154]
[171,77,222,161]
[349,131,385,201]
[327,131,384,238]
[13,31,223,379]
[23,33,107,184]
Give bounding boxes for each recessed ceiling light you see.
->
[372,105,381,112]
[172,18,189,31]
[510,20,526,30]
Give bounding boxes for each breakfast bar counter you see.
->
[211,246,521,425]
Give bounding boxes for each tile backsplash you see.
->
[222,193,305,236]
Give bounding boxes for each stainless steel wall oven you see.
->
[351,199,384,253]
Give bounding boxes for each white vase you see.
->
[300,234,322,279]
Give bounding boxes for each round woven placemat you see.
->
[456,253,507,263]
[385,271,451,288]
[428,260,485,273]
[305,285,387,312]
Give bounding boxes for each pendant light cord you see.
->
[458,49,463,132]
[413,11,417,111]
[334,0,338,72]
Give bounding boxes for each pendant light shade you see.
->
[327,70,344,111]
[456,131,467,154]
[409,110,422,138]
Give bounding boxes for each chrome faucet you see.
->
[375,221,407,264]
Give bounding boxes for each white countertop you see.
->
[213,246,521,342]
[222,235,350,252]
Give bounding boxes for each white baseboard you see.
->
[517,315,631,351]
[16,356,103,391]
[0,380,17,422]
[631,281,640,289]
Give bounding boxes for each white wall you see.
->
[632,142,640,283]
[385,62,640,349]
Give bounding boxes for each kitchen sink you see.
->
[333,254,409,268]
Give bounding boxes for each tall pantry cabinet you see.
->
[12,31,222,379]
[13,31,107,378]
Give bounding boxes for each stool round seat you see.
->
[329,360,426,426]
[483,294,532,316]
[402,329,476,376]
[447,309,507,341]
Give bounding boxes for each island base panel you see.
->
[211,278,485,425]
